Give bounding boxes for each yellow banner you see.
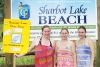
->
[3,19,30,54]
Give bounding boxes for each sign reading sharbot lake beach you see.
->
[11,0,98,40]
[3,19,30,54]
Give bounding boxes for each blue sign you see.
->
[18,2,30,20]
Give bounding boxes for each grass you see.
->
[0,55,34,66]
[0,57,5,66]
[16,55,34,65]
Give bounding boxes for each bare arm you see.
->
[71,41,76,67]
[16,39,38,57]
[28,43,35,52]
[88,39,94,67]
[53,40,58,67]
[28,38,40,52]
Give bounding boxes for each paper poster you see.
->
[3,19,30,54]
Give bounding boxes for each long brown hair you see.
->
[41,25,50,32]
[78,26,86,37]
[78,26,86,33]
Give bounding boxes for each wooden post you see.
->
[4,0,16,67]
[5,54,16,67]
[95,0,100,67]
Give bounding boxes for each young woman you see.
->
[76,26,94,67]
[16,25,54,67]
[29,25,53,51]
[54,28,76,67]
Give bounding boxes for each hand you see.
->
[15,54,24,58]
[0,47,2,51]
